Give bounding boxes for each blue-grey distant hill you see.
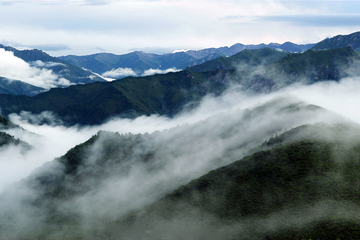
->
[58,42,314,78]
[0,46,356,126]
[0,77,44,96]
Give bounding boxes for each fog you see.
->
[1,74,360,238]
[285,77,360,124]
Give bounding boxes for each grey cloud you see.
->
[260,14,360,27]
[221,14,360,27]
[0,0,17,6]
[0,41,71,52]
[28,44,71,52]
[129,47,179,55]
[94,46,106,52]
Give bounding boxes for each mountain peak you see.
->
[312,31,360,51]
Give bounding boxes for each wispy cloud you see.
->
[30,60,65,68]
[27,44,71,52]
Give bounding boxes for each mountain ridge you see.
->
[59,41,314,78]
[312,31,360,51]
[0,47,358,126]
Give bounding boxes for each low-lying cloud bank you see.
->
[101,67,181,80]
[0,48,71,89]
[101,67,137,79]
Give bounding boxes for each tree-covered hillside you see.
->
[1,47,359,126]
[0,69,236,125]
[0,97,354,239]
[118,123,360,240]
[312,31,360,51]
[187,48,289,73]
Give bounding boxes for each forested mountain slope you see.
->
[0,97,354,239]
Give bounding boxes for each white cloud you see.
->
[172,49,191,53]
[2,75,360,192]
[30,60,65,68]
[0,81,356,237]
[142,68,181,76]
[284,77,360,124]
[1,73,360,237]
[101,67,182,80]
[101,67,137,79]
[0,49,71,88]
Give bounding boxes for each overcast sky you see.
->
[0,0,360,56]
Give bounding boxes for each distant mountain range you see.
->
[58,31,360,80]
[58,42,315,78]
[0,31,358,97]
[0,46,357,126]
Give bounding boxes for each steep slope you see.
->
[242,46,360,92]
[188,48,289,73]
[312,31,360,51]
[189,46,360,93]
[0,97,351,239]
[0,115,31,150]
[0,115,19,129]
[273,46,358,82]
[0,131,31,150]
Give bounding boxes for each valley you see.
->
[0,31,360,239]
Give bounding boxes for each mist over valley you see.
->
[1,31,360,239]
